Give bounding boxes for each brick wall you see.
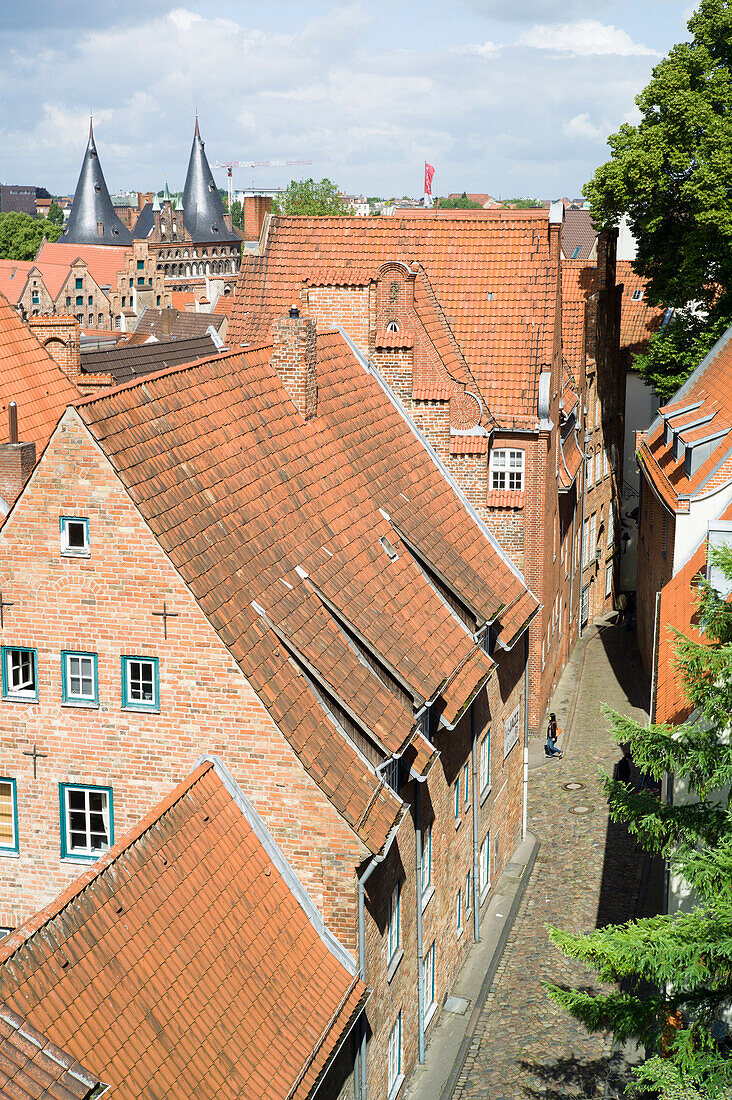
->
[304,284,372,351]
[27,316,81,381]
[636,470,675,678]
[242,196,272,242]
[270,313,318,419]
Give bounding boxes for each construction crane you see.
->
[212,160,312,209]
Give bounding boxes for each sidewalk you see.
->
[404,614,653,1100]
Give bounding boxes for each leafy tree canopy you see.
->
[47,202,64,228]
[548,546,732,1098]
[503,197,544,208]
[437,193,483,209]
[273,178,354,217]
[585,0,732,395]
[0,212,62,261]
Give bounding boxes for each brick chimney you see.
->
[27,316,81,381]
[243,195,272,242]
[270,308,317,420]
[160,307,177,337]
[0,403,36,509]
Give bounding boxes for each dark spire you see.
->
[181,118,240,243]
[61,118,132,247]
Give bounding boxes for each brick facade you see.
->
[636,470,675,679]
[108,240,170,331]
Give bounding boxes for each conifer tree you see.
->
[547,546,732,1098]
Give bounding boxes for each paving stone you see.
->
[452,618,650,1099]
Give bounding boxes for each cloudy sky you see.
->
[0,0,693,200]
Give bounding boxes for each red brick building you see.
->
[227,206,624,732]
[0,314,537,1097]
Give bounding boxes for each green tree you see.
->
[47,202,64,228]
[504,197,544,209]
[437,193,483,210]
[585,0,732,395]
[547,546,732,1098]
[229,199,244,231]
[273,178,353,216]
[0,212,62,261]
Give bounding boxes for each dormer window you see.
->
[60,516,90,557]
[97,222,104,236]
[386,320,400,334]
[94,184,101,193]
[632,288,643,301]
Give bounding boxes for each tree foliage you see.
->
[585,0,732,395]
[437,193,483,209]
[547,546,732,1098]
[272,178,353,217]
[47,202,64,228]
[0,212,62,260]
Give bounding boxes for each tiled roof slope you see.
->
[132,307,226,341]
[80,333,220,385]
[616,261,667,360]
[229,211,557,424]
[0,294,79,450]
[0,1003,102,1100]
[76,330,535,850]
[35,241,129,290]
[638,324,732,511]
[561,259,594,369]
[0,261,36,303]
[0,761,367,1100]
[561,208,597,260]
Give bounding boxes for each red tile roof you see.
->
[638,325,732,510]
[616,261,667,359]
[0,261,36,304]
[35,240,130,290]
[0,1003,102,1099]
[561,259,594,370]
[74,328,536,849]
[228,211,557,427]
[561,208,597,260]
[0,293,79,452]
[0,761,367,1100]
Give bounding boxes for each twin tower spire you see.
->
[62,117,239,247]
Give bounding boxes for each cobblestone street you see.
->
[452,616,652,1099]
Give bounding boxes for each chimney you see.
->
[0,403,36,509]
[243,195,273,242]
[160,307,177,337]
[270,308,317,420]
[27,316,81,381]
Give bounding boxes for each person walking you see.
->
[545,712,563,758]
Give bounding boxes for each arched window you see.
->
[386,320,399,334]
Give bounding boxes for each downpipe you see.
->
[522,629,530,841]
[471,702,480,942]
[415,780,425,1063]
[357,856,380,1100]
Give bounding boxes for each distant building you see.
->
[0,185,40,217]
[60,120,133,247]
[446,193,494,208]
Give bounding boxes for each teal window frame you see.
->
[421,822,432,895]
[1,646,38,702]
[454,775,460,821]
[75,295,83,306]
[60,516,90,556]
[121,655,160,712]
[388,882,400,961]
[0,778,19,856]
[463,761,470,804]
[59,783,113,861]
[75,277,83,290]
[61,651,98,707]
[136,260,144,270]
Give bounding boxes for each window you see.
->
[586,452,594,489]
[2,647,38,702]
[607,507,615,549]
[61,652,98,707]
[0,780,18,855]
[631,287,643,301]
[65,296,71,307]
[480,731,491,794]
[603,449,610,479]
[424,941,436,1021]
[121,656,159,711]
[386,319,400,333]
[75,295,83,306]
[98,313,103,326]
[387,1013,402,1098]
[465,870,472,913]
[456,888,463,936]
[60,784,113,860]
[129,278,133,288]
[156,295,161,306]
[87,295,93,306]
[490,449,524,491]
[420,822,432,898]
[384,757,399,793]
[137,277,145,286]
[388,883,400,962]
[589,513,597,562]
[480,832,490,896]
[75,278,83,290]
[60,516,89,556]
[605,564,613,598]
[581,584,590,627]
[454,775,460,822]
[137,260,144,270]
[31,293,39,305]
[463,761,470,805]
[88,314,93,326]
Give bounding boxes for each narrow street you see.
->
[453,615,654,1099]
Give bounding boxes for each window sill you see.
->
[122,705,160,715]
[61,855,107,865]
[60,551,91,559]
[421,884,435,913]
[387,947,404,983]
[387,1073,405,1100]
[61,701,99,710]
[454,816,461,831]
[2,696,38,704]
[0,849,19,859]
[457,926,464,941]
[480,785,492,807]
[424,1001,438,1029]
[480,883,491,904]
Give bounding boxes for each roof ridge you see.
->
[74,345,246,407]
[0,762,214,966]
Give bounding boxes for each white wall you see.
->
[620,371,660,590]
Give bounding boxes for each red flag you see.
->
[424,162,435,196]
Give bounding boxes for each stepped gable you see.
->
[75,328,536,850]
[0,293,78,451]
[0,761,368,1100]
[182,118,241,243]
[60,119,132,246]
[228,209,557,427]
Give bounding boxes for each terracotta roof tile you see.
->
[616,261,667,358]
[0,1003,102,1100]
[0,763,367,1100]
[35,241,129,290]
[80,334,220,385]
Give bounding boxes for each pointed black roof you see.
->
[62,120,133,247]
[182,118,241,243]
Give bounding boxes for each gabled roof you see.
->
[0,260,36,304]
[73,327,536,851]
[0,760,367,1100]
[616,261,668,361]
[36,240,130,291]
[132,307,226,341]
[638,324,732,511]
[60,119,132,247]
[0,1003,103,1100]
[228,210,557,426]
[80,333,220,385]
[181,119,241,244]
[0,293,79,450]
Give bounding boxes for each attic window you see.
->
[571,246,581,259]
[632,288,643,301]
[379,536,399,562]
[386,320,400,334]
[211,225,219,233]
[209,181,216,192]
[94,184,101,193]
[97,222,104,236]
[60,516,90,556]
[486,292,495,301]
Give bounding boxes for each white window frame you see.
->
[61,784,112,860]
[2,647,37,702]
[388,883,400,963]
[60,516,90,557]
[456,887,463,938]
[586,453,594,489]
[424,941,437,1024]
[607,506,615,549]
[420,822,433,902]
[454,775,461,825]
[465,870,472,914]
[480,832,491,898]
[479,731,491,796]
[0,779,18,855]
[387,1012,403,1099]
[463,761,470,805]
[589,512,597,562]
[490,448,524,491]
[605,564,613,598]
[582,518,589,568]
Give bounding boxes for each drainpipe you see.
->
[471,702,480,942]
[415,781,426,1064]
[578,442,589,638]
[522,629,530,841]
[569,491,577,623]
[357,856,380,1100]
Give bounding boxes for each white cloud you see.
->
[519,19,660,56]
[458,41,502,57]
[564,113,603,142]
[168,8,203,31]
